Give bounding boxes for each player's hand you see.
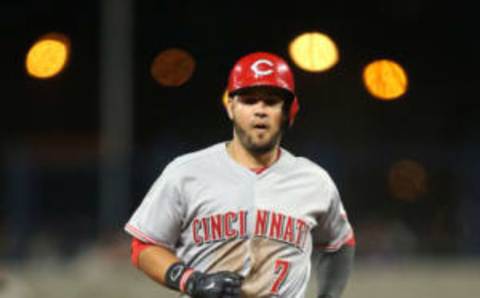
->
[185,271,244,298]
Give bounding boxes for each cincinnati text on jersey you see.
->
[191,209,311,250]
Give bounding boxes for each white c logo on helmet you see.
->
[251,59,274,78]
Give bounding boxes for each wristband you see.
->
[165,262,200,294]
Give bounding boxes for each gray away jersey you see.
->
[125,142,353,298]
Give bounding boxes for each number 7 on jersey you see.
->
[271,259,290,295]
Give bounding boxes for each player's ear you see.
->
[225,95,234,120]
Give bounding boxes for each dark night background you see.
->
[1,1,480,294]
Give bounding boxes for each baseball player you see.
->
[125,52,355,298]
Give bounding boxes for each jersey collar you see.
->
[250,148,281,175]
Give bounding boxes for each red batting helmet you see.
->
[227,52,300,126]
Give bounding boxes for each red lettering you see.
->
[295,219,306,246]
[239,210,247,238]
[210,214,222,241]
[224,212,238,238]
[202,217,210,242]
[192,218,202,245]
[269,212,284,239]
[282,216,294,243]
[255,210,269,236]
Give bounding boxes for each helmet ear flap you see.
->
[281,96,299,128]
[288,97,300,127]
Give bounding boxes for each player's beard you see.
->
[233,121,282,155]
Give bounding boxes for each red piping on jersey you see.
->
[315,230,356,251]
[131,237,152,267]
[250,148,281,174]
[345,233,356,247]
[126,223,159,245]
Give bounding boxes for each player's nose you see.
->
[253,108,267,119]
[252,100,269,118]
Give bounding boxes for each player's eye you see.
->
[263,96,283,106]
[237,95,283,106]
[238,96,259,105]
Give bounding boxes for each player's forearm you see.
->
[138,245,181,285]
[137,243,244,297]
[313,244,355,298]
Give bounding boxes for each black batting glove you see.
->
[165,262,243,298]
[185,271,243,298]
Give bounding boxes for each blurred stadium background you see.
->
[1,0,479,297]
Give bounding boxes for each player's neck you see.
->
[226,139,279,170]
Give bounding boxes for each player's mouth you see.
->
[253,123,269,132]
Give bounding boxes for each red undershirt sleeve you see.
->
[131,237,153,267]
